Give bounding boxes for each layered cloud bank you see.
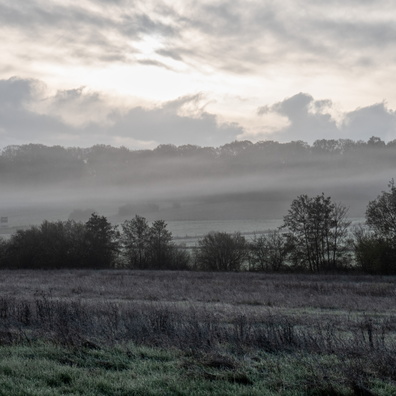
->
[1,1,396,147]
[0,77,395,149]
[253,93,396,143]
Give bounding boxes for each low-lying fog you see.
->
[0,139,393,234]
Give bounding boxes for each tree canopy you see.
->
[366,179,396,241]
[195,232,248,271]
[283,194,351,272]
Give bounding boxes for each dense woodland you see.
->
[0,137,395,186]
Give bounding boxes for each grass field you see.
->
[0,270,395,395]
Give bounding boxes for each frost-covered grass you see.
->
[0,342,395,396]
[0,270,394,395]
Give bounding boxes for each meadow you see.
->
[0,270,395,395]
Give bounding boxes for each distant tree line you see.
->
[0,181,395,274]
[0,137,395,186]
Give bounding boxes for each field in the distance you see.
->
[0,270,395,311]
[0,270,395,395]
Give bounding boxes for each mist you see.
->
[0,138,393,232]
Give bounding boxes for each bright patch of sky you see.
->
[1,0,396,148]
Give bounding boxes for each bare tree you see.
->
[366,179,396,241]
[121,216,189,270]
[84,213,119,268]
[121,215,151,269]
[283,194,351,272]
[195,232,248,271]
[148,220,173,269]
[354,180,396,274]
[249,230,290,272]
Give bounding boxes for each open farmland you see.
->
[0,270,395,395]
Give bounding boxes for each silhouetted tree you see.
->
[366,179,396,241]
[195,232,248,271]
[148,220,173,269]
[121,215,150,268]
[283,194,351,272]
[0,238,7,267]
[83,213,119,268]
[367,136,386,148]
[2,220,87,269]
[69,208,96,222]
[121,216,189,270]
[353,225,396,274]
[249,230,290,272]
[4,227,43,268]
[148,220,190,270]
[354,180,396,274]
[312,139,341,155]
[37,220,73,268]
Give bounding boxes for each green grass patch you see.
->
[0,342,394,395]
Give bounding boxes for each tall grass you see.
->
[0,270,395,394]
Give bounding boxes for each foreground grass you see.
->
[0,271,395,395]
[0,342,394,396]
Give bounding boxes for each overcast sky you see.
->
[1,0,396,148]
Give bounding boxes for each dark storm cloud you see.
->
[0,77,242,148]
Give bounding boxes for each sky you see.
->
[1,0,396,149]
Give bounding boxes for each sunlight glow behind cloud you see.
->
[0,0,396,147]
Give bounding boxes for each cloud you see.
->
[105,106,241,147]
[2,0,396,77]
[1,77,395,147]
[0,1,181,70]
[253,93,396,143]
[0,77,72,145]
[255,93,338,142]
[137,59,174,71]
[149,0,396,75]
[0,77,40,107]
[0,77,243,148]
[342,103,396,141]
